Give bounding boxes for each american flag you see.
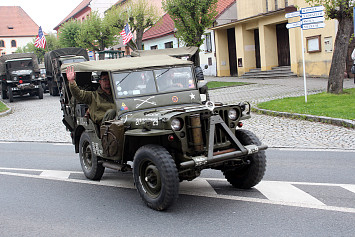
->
[34,26,46,49]
[120,23,133,45]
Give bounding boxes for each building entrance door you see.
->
[276,23,290,66]
[254,29,261,68]
[227,28,238,76]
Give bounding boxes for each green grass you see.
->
[0,100,8,113]
[257,88,355,120]
[207,81,250,89]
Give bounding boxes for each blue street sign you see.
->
[285,11,300,18]
[300,5,325,14]
[301,11,324,19]
[286,21,302,29]
[302,23,325,30]
[302,17,325,25]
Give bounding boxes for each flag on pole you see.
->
[120,23,133,45]
[34,26,46,49]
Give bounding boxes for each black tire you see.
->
[195,66,204,81]
[223,129,266,189]
[38,87,44,99]
[133,144,179,211]
[1,86,7,99]
[7,86,13,102]
[79,132,105,180]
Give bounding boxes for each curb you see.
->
[0,100,12,117]
[253,107,355,129]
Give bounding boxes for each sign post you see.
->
[285,5,325,103]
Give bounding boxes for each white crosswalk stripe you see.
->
[254,181,325,206]
[1,167,355,213]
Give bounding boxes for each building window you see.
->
[205,33,212,52]
[151,45,157,50]
[275,0,278,9]
[164,41,173,48]
[0,40,4,47]
[11,40,17,47]
[285,0,288,7]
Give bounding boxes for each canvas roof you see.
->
[131,47,198,58]
[0,53,39,75]
[61,55,193,73]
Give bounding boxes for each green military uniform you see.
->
[69,82,116,124]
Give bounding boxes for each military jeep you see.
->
[60,51,267,211]
[0,53,43,102]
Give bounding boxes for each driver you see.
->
[66,66,116,125]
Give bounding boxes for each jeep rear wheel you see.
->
[133,145,179,211]
[223,129,266,189]
[79,132,105,180]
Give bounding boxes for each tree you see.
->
[105,0,160,50]
[76,11,117,59]
[305,0,354,94]
[162,0,218,65]
[58,19,82,48]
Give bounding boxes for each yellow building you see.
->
[211,0,338,77]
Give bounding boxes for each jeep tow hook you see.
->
[179,144,268,169]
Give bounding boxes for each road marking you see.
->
[254,181,325,206]
[342,184,355,194]
[1,168,355,213]
[180,178,217,196]
[40,170,71,179]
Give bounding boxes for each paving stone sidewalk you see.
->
[0,77,354,150]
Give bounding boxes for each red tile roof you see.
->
[216,0,236,18]
[54,0,92,30]
[0,6,40,37]
[142,13,175,41]
[142,0,236,41]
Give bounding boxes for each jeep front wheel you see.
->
[223,129,266,189]
[79,132,105,180]
[7,86,13,102]
[133,145,179,211]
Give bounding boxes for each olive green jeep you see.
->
[60,49,267,211]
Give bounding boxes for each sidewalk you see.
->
[205,76,355,104]
[204,76,355,150]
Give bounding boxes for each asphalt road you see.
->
[1,142,354,237]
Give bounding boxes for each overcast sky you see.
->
[2,0,84,33]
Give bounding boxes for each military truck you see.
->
[44,48,89,96]
[0,53,43,102]
[60,48,267,211]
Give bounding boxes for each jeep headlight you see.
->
[228,109,237,121]
[32,75,35,79]
[13,76,18,81]
[171,118,182,131]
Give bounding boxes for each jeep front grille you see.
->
[185,109,231,153]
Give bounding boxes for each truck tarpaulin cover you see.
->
[44,47,89,76]
[0,53,40,76]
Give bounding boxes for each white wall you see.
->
[90,0,117,17]
[200,30,217,76]
[143,34,178,50]
[0,36,35,55]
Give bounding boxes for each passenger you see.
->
[66,66,116,125]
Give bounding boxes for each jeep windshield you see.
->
[112,66,195,98]
[6,58,33,69]
[61,58,86,64]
